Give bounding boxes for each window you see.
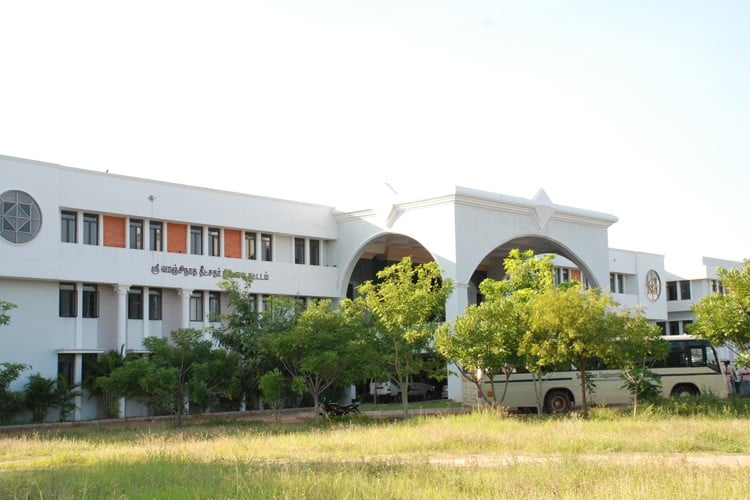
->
[309,239,320,266]
[83,213,98,245]
[668,321,680,335]
[245,231,257,260]
[679,281,691,300]
[59,283,77,317]
[666,281,678,301]
[609,273,625,294]
[82,284,98,318]
[129,219,144,249]
[1,190,42,244]
[149,288,162,320]
[128,287,143,319]
[190,291,204,322]
[261,233,272,261]
[208,227,221,256]
[208,292,221,322]
[190,226,203,255]
[554,267,570,285]
[58,354,75,385]
[294,237,305,264]
[149,221,163,251]
[710,280,725,295]
[656,321,666,336]
[61,211,77,243]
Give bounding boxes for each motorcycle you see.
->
[318,398,361,417]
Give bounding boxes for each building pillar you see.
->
[445,282,470,402]
[143,286,150,339]
[178,288,193,329]
[73,353,82,421]
[114,284,130,418]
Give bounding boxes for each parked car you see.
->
[369,379,436,401]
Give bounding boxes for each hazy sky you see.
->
[1,1,748,269]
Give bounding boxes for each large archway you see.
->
[344,232,434,299]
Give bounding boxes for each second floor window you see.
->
[261,233,272,261]
[61,211,77,243]
[294,237,305,264]
[190,226,203,255]
[149,221,163,251]
[129,219,144,249]
[245,231,257,260]
[82,284,99,318]
[208,227,220,256]
[309,239,320,266]
[83,213,98,245]
[609,273,625,294]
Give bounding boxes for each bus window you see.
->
[689,347,706,367]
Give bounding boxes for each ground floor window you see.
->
[149,288,162,320]
[190,291,204,322]
[128,287,143,319]
[208,292,221,322]
[82,284,99,318]
[58,354,75,385]
[59,283,77,317]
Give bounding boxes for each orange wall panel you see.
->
[168,223,187,254]
[224,229,241,258]
[103,215,125,248]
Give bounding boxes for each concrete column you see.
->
[113,284,129,418]
[178,288,193,329]
[73,353,82,421]
[143,286,150,339]
[75,282,83,349]
[446,282,470,402]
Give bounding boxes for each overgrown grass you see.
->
[2,397,749,498]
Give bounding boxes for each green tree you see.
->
[83,349,125,419]
[0,300,16,326]
[54,375,81,422]
[691,260,750,367]
[261,299,373,410]
[24,373,57,422]
[0,362,27,424]
[525,282,647,417]
[436,297,524,406]
[104,328,241,426]
[258,368,305,424]
[356,257,453,417]
[211,271,295,409]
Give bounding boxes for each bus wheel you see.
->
[545,390,572,413]
[671,385,698,398]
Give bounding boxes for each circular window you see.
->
[1,190,42,244]
[645,269,661,302]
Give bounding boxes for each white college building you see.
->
[0,155,742,421]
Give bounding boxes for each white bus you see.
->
[481,335,728,413]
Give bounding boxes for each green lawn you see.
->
[1,396,749,499]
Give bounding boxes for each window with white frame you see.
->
[190,291,204,322]
[261,234,272,261]
[59,283,77,317]
[609,273,625,294]
[309,239,320,266]
[245,231,257,260]
[208,291,221,322]
[190,226,203,255]
[208,227,220,256]
[294,237,305,264]
[149,221,163,251]
[61,211,77,243]
[128,287,143,319]
[82,284,99,318]
[83,213,98,245]
[129,219,144,249]
[149,288,162,320]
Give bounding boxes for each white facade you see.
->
[0,155,741,420]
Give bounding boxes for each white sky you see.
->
[1,1,748,268]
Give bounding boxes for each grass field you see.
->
[1,396,749,499]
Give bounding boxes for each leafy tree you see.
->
[436,297,524,406]
[261,299,374,410]
[356,257,453,417]
[0,362,27,424]
[525,282,650,417]
[54,375,81,422]
[104,328,241,426]
[83,349,125,419]
[0,300,16,326]
[258,368,305,424]
[691,260,750,367]
[608,311,667,416]
[211,271,295,409]
[24,373,57,422]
